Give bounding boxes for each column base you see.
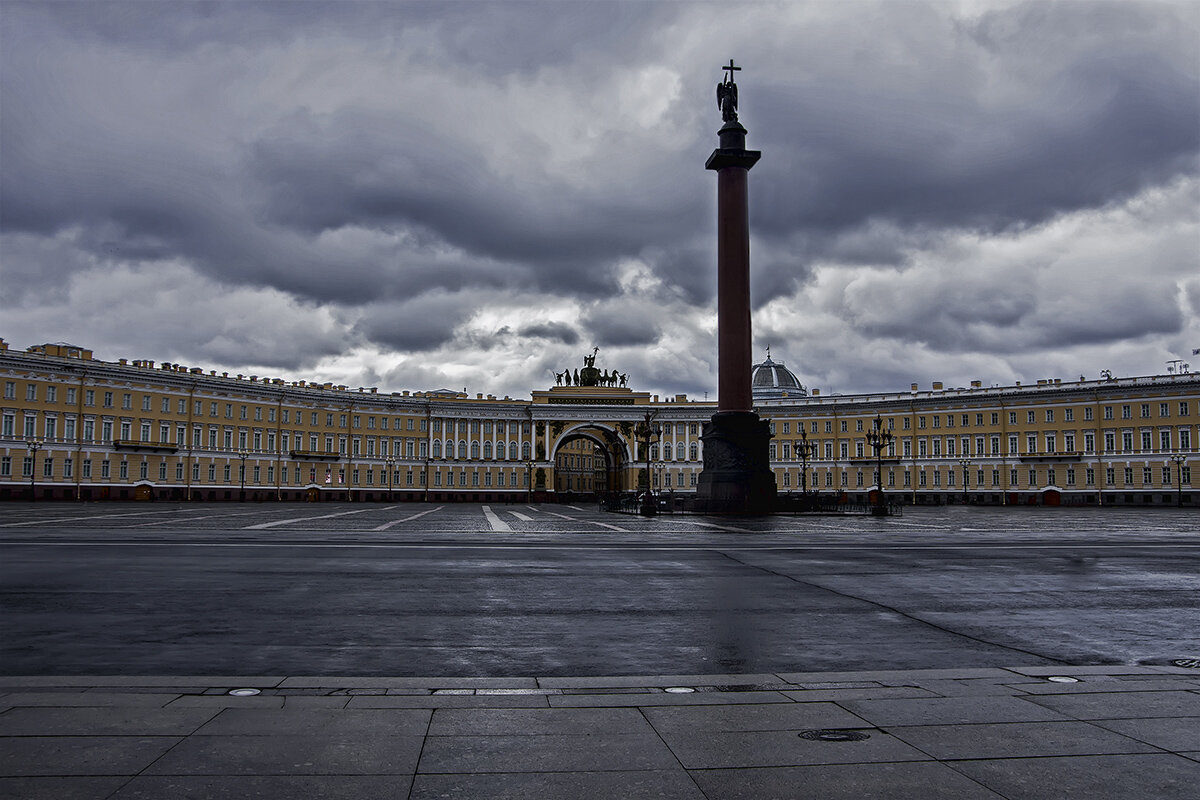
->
[696,411,777,513]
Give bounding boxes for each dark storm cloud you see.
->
[517,322,579,345]
[1,0,1195,397]
[749,1,1199,252]
[582,306,661,348]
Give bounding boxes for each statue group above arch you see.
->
[554,347,628,388]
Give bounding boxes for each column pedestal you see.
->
[696,411,776,513]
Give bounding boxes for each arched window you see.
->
[689,443,698,460]
[470,442,480,459]
[458,441,467,459]
[432,441,442,458]
[521,442,531,460]
[509,442,518,460]
[677,442,686,460]
[483,441,493,459]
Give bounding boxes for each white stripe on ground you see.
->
[244,506,399,529]
[540,509,629,532]
[509,511,534,521]
[371,506,444,531]
[482,506,512,531]
[0,509,206,527]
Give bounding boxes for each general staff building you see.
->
[1,339,1196,506]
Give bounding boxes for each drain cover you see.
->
[799,729,871,742]
[1171,658,1200,669]
[228,688,261,696]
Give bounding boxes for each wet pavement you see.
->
[2,503,1198,798]
[1,503,1197,676]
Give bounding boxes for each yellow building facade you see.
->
[1,339,1196,506]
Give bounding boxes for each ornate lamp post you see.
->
[865,415,894,516]
[26,438,42,502]
[525,459,534,503]
[386,455,395,502]
[797,428,817,497]
[655,460,666,496]
[238,448,248,501]
[959,458,971,505]
[1170,454,1187,508]
[636,411,662,516]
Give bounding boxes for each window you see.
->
[1104,432,1115,452]
[918,416,926,429]
[82,459,91,478]
[46,386,57,403]
[1121,405,1131,419]
[1181,402,1190,417]
[1160,403,1170,418]
[3,381,13,399]
[1085,468,1094,485]
[26,384,37,401]
[1103,406,1113,420]
[1143,467,1154,486]
[1181,429,1192,449]
[1122,432,1133,452]
[1009,412,1017,424]
[1160,430,1171,450]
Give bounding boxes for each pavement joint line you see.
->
[244,505,401,529]
[370,506,444,531]
[0,508,206,527]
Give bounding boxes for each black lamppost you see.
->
[238,448,248,501]
[525,459,534,503]
[386,455,395,502]
[959,458,970,505]
[865,415,894,516]
[797,427,818,498]
[1170,454,1186,508]
[26,438,42,502]
[636,411,661,516]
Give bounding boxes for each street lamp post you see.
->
[636,412,661,516]
[525,460,534,503]
[238,448,248,501]
[865,415,894,517]
[959,458,971,505]
[797,427,817,501]
[386,455,395,502]
[1170,454,1186,508]
[26,438,42,502]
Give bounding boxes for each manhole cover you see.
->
[664,687,695,694]
[1046,676,1080,683]
[799,729,871,742]
[228,688,261,696]
[1171,658,1200,669]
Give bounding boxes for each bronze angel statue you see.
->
[717,78,738,122]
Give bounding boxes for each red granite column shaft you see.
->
[716,165,752,413]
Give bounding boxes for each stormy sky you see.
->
[2,0,1197,400]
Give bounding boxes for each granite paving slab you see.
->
[0,692,180,708]
[0,735,182,776]
[0,706,220,736]
[0,776,128,800]
[780,686,940,702]
[108,774,414,800]
[165,694,285,709]
[642,701,868,733]
[952,753,1200,800]
[409,769,706,800]
[690,762,1006,800]
[838,694,1070,726]
[427,707,650,736]
[886,720,1160,760]
[549,690,791,708]
[417,732,680,773]
[1023,690,1200,720]
[193,707,431,736]
[655,728,930,769]
[347,694,550,709]
[143,733,425,776]
[1087,716,1200,751]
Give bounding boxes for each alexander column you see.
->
[696,60,777,512]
